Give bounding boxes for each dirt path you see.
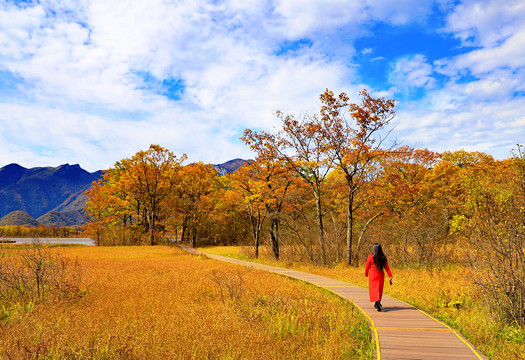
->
[181,246,487,360]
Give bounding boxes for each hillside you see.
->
[0,163,102,224]
[0,210,39,226]
[213,158,252,175]
[36,210,87,227]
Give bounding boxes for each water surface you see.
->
[0,237,95,246]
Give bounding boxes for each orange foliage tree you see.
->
[228,161,268,258]
[244,88,397,264]
[175,162,221,247]
[84,145,186,245]
[447,149,525,324]
[230,159,294,259]
[320,89,396,265]
[244,112,337,263]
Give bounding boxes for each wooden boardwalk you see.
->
[181,246,487,360]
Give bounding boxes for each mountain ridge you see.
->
[0,163,103,226]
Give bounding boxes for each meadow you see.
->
[0,245,372,359]
[201,245,525,360]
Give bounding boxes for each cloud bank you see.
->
[0,0,524,170]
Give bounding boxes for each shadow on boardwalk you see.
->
[181,245,487,360]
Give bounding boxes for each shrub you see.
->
[0,241,84,307]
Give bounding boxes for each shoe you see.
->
[374,301,379,309]
[377,301,383,312]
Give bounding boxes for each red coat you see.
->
[365,254,392,302]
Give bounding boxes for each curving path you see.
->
[181,246,487,360]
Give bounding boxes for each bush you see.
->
[0,241,84,307]
[464,156,525,325]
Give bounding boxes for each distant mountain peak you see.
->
[58,163,80,169]
[213,159,252,175]
[2,163,26,170]
[0,163,27,188]
[55,163,87,179]
[0,210,39,227]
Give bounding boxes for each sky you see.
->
[0,0,524,172]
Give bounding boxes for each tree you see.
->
[243,111,335,263]
[318,89,396,265]
[176,162,221,248]
[376,147,442,265]
[119,145,186,245]
[453,151,525,324]
[229,162,268,258]
[262,160,294,261]
[84,175,114,245]
[208,184,252,246]
[231,159,294,260]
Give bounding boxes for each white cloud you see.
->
[444,0,525,48]
[0,101,253,171]
[438,0,525,83]
[396,97,525,158]
[0,0,524,171]
[365,0,435,25]
[272,0,367,39]
[0,0,352,169]
[386,0,525,158]
[388,55,436,90]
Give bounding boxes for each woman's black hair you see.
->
[372,243,387,271]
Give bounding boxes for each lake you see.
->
[0,237,95,246]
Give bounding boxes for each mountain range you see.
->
[0,159,249,227]
[0,163,103,227]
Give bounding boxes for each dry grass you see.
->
[0,246,372,359]
[202,245,525,360]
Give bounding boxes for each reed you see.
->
[1,246,372,359]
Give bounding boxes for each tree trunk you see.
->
[191,219,197,248]
[346,190,354,266]
[269,218,280,260]
[191,205,197,248]
[181,216,189,244]
[148,210,154,246]
[314,191,326,263]
[249,209,261,259]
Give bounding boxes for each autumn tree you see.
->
[375,147,442,265]
[262,160,294,260]
[229,162,268,258]
[230,159,294,259]
[441,150,494,167]
[84,167,139,245]
[119,145,186,245]
[243,112,335,263]
[84,175,115,245]
[450,149,525,324]
[208,183,252,245]
[319,89,396,265]
[176,162,221,248]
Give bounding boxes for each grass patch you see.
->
[1,246,372,359]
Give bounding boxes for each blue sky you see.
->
[0,0,524,171]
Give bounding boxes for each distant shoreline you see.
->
[0,237,95,246]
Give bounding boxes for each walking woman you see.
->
[365,243,393,311]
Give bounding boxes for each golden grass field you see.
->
[0,246,372,359]
[201,246,525,360]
